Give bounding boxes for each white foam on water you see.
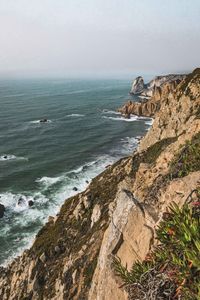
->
[35,176,64,189]
[0,155,27,161]
[145,119,154,126]
[111,137,139,157]
[30,119,52,124]
[51,154,115,204]
[102,115,139,122]
[0,192,49,212]
[66,114,85,117]
[0,190,52,267]
[0,130,144,266]
[102,109,121,115]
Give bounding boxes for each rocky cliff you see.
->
[119,74,186,117]
[0,69,199,300]
[130,74,186,97]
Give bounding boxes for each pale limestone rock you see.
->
[39,252,47,263]
[130,76,145,94]
[89,186,155,300]
[72,269,77,284]
[91,204,101,228]
[73,201,84,220]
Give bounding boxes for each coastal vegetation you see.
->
[113,198,200,299]
[169,132,200,179]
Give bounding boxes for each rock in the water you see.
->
[0,203,5,218]
[28,200,34,207]
[73,187,78,191]
[130,76,145,94]
[17,197,25,206]
[40,119,48,123]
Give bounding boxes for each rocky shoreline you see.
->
[130,74,186,97]
[118,73,187,118]
[0,69,200,300]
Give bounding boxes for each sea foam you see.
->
[0,155,27,161]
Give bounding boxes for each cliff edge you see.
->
[0,69,199,300]
[130,74,186,97]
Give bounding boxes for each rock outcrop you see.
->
[119,74,186,117]
[0,69,199,300]
[0,203,5,218]
[130,76,145,94]
[130,74,186,97]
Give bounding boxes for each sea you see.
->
[0,78,152,265]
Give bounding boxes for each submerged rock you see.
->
[17,197,25,206]
[28,200,34,207]
[40,119,48,123]
[0,203,5,218]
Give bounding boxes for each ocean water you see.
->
[0,78,152,265]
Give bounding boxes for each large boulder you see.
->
[0,204,5,218]
[130,76,145,94]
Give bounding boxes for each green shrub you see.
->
[113,199,200,299]
[169,132,200,179]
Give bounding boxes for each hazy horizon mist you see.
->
[0,0,200,78]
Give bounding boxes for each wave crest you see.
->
[0,155,27,161]
[66,114,85,117]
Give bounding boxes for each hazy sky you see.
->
[0,0,200,77]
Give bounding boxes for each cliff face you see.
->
[130,74,186,97]
[0,69,200,300]
[130,76,145,94]
[119,76,186,117]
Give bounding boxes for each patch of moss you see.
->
[32,195,76,256]
[169,132,200,179]
[143,137,177,165]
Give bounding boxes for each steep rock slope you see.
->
[119,77,185,117]
[130,74,186,97]
[0,69,199,300]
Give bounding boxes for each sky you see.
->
[0,0,200,78]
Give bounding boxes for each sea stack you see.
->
[130,76,145,94]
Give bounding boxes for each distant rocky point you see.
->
[119,73,187,118]
[130,74,186,98]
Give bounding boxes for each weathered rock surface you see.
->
[130,76,145,94]
[0,69,199,300]
[0,203,5,218]
[130,74,186,97]
[120,75,187,117]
